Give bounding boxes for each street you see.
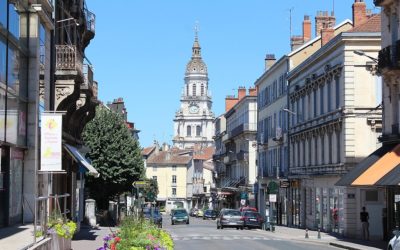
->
[162,215,338,250]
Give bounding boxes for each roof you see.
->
[146,149,192,165]
[193,145,215,160]
[141,146,156,156]
[349,14,381,33]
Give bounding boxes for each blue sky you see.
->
[85,0,379,148]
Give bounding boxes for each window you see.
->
[337,130,341,163]
[313,89,317,117]
[328,132,332,164]
[321,135,325,165]
[315,137,318,165]
[172,175,176,183]
[203,186,207,193]
[186,84,189,96]
[192,84,196,96]
[320,86,324,115]
[327,80,332,112]
[153,176,157,181]
[308,138,312,166]
[196,125,201,136]
[201,83,204,96]
[172,188,176,196]
[335,76,340,109]
[172,165,177,171]
[0,0,6,28]
[187,125,191,136]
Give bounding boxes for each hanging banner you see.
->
[40,113,62,171]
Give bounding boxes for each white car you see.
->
[388,231,400,250]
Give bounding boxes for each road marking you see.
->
[172,236,276,241]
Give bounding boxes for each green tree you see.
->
[82,106,144,209]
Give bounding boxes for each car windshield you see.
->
[224,210,241,216]
[173,210,187,216]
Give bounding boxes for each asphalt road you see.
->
[162,215,338,250]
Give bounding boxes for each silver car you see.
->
[216,209,244,230]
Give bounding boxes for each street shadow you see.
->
[328,232,388,250]
[0,225,28,239]
[72,225,100,241]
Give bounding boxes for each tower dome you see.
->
[185,35,208,75]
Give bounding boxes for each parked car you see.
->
[216,209,244,230]
[197,209,204,217]
[171,209,189,225]
[239,206,257,212]
[388,230,400,250]
[241,211,264,229]
[203,209,218,220]
[143,208,163,228]
[189,208,198,217]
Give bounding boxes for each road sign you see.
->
[269,194,277,202]
[133,180,148,187]
[147,192,155,201]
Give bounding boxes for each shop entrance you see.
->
[0,147,10,227]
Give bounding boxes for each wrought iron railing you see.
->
[84,8,96,34]
[56,45,83,72]
[289,163,348,176]
[83,64,93,88]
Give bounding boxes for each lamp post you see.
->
[353,50,379,75]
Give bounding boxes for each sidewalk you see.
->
[0,224,38,250]
[71,225,117,250]
[260,225,387,250]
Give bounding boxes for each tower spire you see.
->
[192,21,201,58]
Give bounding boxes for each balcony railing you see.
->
[82,64,93,89]
[236,151,249,161]
[229,123,257,138]
[220,176,246,189]
[56,45,83,73]
[84,8,96,34]
[289,163,348,176]
[377,44,399,73]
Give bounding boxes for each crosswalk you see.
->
[171,235,282,241]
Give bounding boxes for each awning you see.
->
[336,144,400,186]
[64,144,100,178]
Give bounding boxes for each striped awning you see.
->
[336,144,400,186]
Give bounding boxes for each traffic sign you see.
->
[133,180,148,187]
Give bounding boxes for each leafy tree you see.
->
[82,106,144,209]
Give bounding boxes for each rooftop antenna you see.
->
[332,0,335,16]
[288,7,294,50]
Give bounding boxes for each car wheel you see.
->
[171,221,174,225]
[220,225,223,229]
[203,217,205,220]
[240,227,244,230]
[236,227,239,230]
[186,220,189,224]
[388,247,392,250]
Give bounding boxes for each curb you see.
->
[329,242,363,250]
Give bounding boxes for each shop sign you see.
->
[240,199,246,206]
[269,194,277,202]
[280,180,290,188]
[40,113,62,172]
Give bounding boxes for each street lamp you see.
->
[353,50,378,63]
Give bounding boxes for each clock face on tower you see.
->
[189,105,199,114]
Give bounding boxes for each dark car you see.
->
[143,208,163,228]
[203,209,218,220]
[171,209,189,225]
[242,211,264,229]
[216,209,244,230]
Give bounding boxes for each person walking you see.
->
[360,206,369,240]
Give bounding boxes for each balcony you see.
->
[56,45,83,75]
[229,123,257,138]
[236,151,249,161]
[377,45,400,74]
[82,64,94,90]
[220,176,246,189]
[289,163,348,176]
[373,0,391,6]
[82,8,96,48]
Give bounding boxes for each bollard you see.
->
[305,228,309,238]
[317,228,321,239]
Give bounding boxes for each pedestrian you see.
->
[360,206,369,240]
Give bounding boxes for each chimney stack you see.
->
[315,11,336,37]
[249,87,257,96]
[225,95,239,112]
[303,15,311,42]
[321,26,335,46]
[264,54,276,71]
[238,87,246,100]
[353,0,367,27]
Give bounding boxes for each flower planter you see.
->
[50,233,72,250]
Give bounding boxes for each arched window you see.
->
[187,126,191,137]
[186,84,189,96]
[201,84,204,96]
[196,125,201,136]
[192,84,196,96]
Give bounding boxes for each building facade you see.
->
[288,4,382,239]
[173,34,215,149]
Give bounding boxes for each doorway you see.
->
[0,147,10,227]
